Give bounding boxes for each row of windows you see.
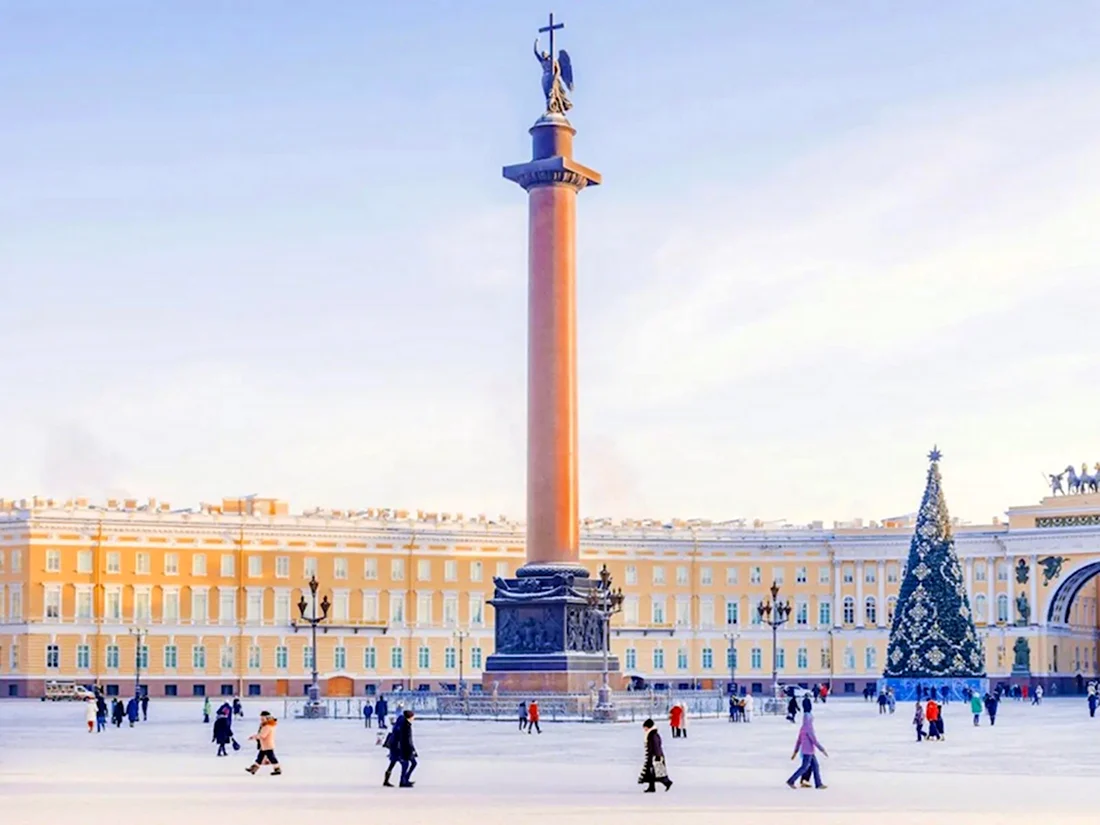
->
[34,549,507,584]
[39,643,484,673]
[626,563,899,587]
[34,587,487,627]
[621,595,899,627]
[621,644,880,673]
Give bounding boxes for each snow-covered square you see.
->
[2,696,1099,825]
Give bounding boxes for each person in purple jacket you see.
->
[786,713,829,789]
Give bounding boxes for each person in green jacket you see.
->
[203,696,212,723]
[970,692,983,726]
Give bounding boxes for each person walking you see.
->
[801,694,813,715]
[678,704,688,739]
[111,698,124,728]
[788,694,800,723]
[203,696,212,724]
[375,695,389,730]
[970,691,983,726]
[743,692,754,722]
[1032,685,1043,705]
[84,697,97,733]
[786,713,828,789]
[518,701,528,731]
[245,711,281,775]
[384,710,417,787]
[140,693,149,722]
[233,696,243,718]
[95,693,108,733]
[984,692,999,726]
[925,697,941,741]
[913,700,925,742]
[212,708,235,757]
[125,696,139,728]
[637,719,672,792]
[527,700,541,734]
[669,702,683,737]
[877,691,889,715]
[819,683,829,704]
[1088,683,1098,718]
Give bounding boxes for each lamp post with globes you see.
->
[757,581,792,698]
[724,629,740,694]
[129,625,148,701]
[296,575,330,717]
[586,565,625,719]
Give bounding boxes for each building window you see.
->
[164,553,179,576]
[886,563,899,583]
[136,552,150,575]
[702,647,714,669]
[470,594,485,626]
[865,646,877,672]
[997,561,1009,582]
[997,594,1009,623]
[135,590,151,622]
[796,566,807,584]
[304,557,318,578]
[193,645,207,670]
[843,645,855,670]
[163,591,179,623]
[700,566,713,586]
[444,646,456,669]
[248,556,263,578]
[389,594,405,625]
[496,561,510,579]
[304,646,314,670]
[192,590,208,624]
[887,596,897,623]
[750,647,762,670]
[726,567,739,585]
[819,600,832,626]
[726,600,739,626]
[332,592,349,622]
[677,648,689,671]
[653,648,665,671]
[675,598,690,627]
[248,645,261,669]
[218,554,232,577]
[676,566,688,586]
[796,601,808,626]
[843,596,855,625]
[974,594,987,622]
[727,646,738,671]
[334,557,348,580]
[797,647,808,670]
[76,590,93,619]
[362,593,379,623]
[469,561,483,582]
[444,560,457,582]
[46,549,61,572]
[219,590,236,625]
[106,644,120,669]
[77,644,91,669]
[164,645,178,669]
[391,559,405,581]
[750,566,762,585]
[275,646,288,669]
[625,647,637,670]
[45,588,61,620]
[974,561,987,582]
[274,592,290,624]
[193,553,207,576]
[443,595,458,627]
[842,565,853,584]
[9,588,21,620]
[275,557,290,578]
[106,552,120,574]
[470,647,483,669]
[864,597,877,625]
[364,558,378,580]
[625,565,637,585]
[651,596,666,625]
[46,644,60,668]
[819,566,830,584]
[11,549,22,573]
[334,646,346,671]
[417,593,433,625]
[364,646,377,670]
[137,645,149,669]
[864,566,876,584]
[417,560,431,581]
[77,550,93,574]
[652,566,665,585]
[418,645,430,669]
[777,647,786,669]
[624,597,640,625]
[820,646,831,670]
[221,644,234,670]
[772,567,785,585]
[700,598,715,628]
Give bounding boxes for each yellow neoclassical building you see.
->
[1,491,1099,699]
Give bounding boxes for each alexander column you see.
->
[484,15,619,696]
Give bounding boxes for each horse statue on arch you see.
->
[1065,464,1099,494]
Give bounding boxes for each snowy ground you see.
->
[2,697,1099,825]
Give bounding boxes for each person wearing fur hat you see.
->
[245,711,281,776]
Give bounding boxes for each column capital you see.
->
[503,156,601,192]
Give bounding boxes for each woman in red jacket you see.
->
[669,704,683,738]
[527,700,541,734]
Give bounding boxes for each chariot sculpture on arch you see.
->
[534,12,574,115]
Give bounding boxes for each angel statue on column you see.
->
[534,38,573,115]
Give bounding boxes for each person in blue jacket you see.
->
[125,696,140,727]
[375,695,389,730]
[363,701,374,728]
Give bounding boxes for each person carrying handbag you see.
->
[637,719,673,793]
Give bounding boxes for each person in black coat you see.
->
[638,719,672,793]
[233,697,243,718]
[375,696,389,730]
[801,694,813,715]
[212,710,234,756]
[111,698,124,727]
[786,695,799,723]
[984,692,999,726]
[141,694,149,721]
[383,710,417,787]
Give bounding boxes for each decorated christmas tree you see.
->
[885,447,985,678]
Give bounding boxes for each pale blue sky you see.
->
[3,1,1100,524]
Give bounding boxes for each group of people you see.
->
[362,695,390,729]
[517,700,542,733]
[913,696,946,741]
[875,688,897,714]
[668,702,689,737]
[727,693,754,722]
[82,689,145,732]
[202,695,244,724]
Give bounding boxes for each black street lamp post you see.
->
[296,575,330,717]
[586,564,625,719]
[757,581,792,697]
[129,626,148,701]
[725,629,740,694]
